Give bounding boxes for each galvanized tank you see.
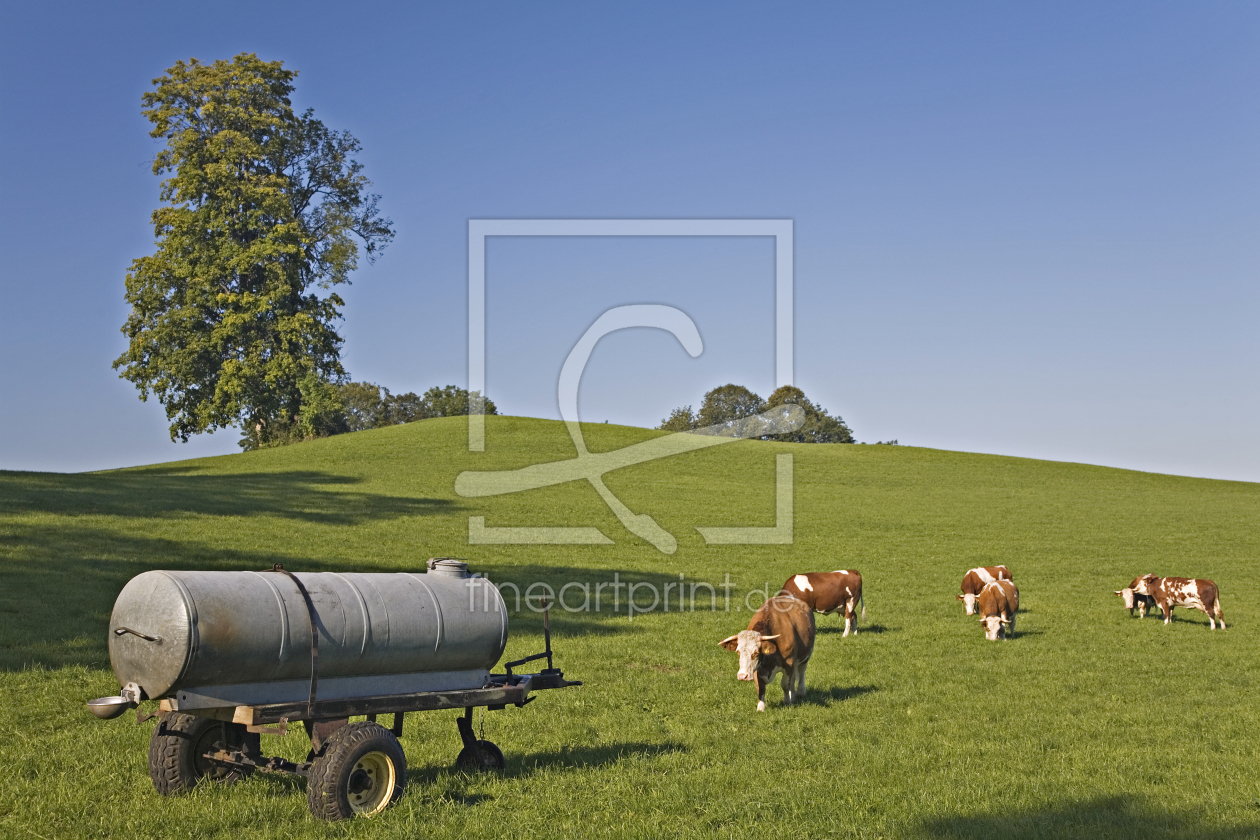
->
[108,560,508,710]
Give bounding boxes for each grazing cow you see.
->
[779,570,865,636]
[1114,576,1156,618]
[719,595,815,712]
[1132,575,1226,629]
[976,579,1020,641]
[957,566,1012,615]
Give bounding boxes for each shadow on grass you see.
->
[917,794,1259,840]
[800,684,878,706]
[819,623,896,635]
[0,469,754,671]
[478,563,738,639]
[0,469,451,525]
[504,740,685,778]
[211,740,684,810]
[246,773,307,797]
[0,515,470,671]
[0,531,696,670]
[404,741,686,790]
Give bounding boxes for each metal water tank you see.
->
[107,560,508,710]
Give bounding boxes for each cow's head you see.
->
[957,592,978,615]
[1131,574,1158,596]
[978,615,1009,641]
[719,631,780,681]
[1114,588,1137,610]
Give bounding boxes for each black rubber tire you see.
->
[306,721,407,821]
[455,740,505,772]
[148,712,252,795]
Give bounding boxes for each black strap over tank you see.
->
[267,564,319,720]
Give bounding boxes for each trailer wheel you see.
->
[307,721,407,820]
[455,740,505,772]
[148,712,252,795]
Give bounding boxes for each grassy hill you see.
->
[2,416,1258,839]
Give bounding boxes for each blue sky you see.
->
[1,2,1256,481]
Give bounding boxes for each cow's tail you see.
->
[860,592,866,622]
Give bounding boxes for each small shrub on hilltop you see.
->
[656,383,854,443]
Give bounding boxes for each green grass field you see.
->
[2,416,1258,839]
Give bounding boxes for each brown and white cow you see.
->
[1114,576,1156,618]
[976,579,1020,641]
[1132,575,1226,629]
[957,566,1012,615]
[719,594,815,712]
[779,570,865,636]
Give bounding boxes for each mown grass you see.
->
[1,416,1258,839]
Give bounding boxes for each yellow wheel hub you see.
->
[345,750,395,816]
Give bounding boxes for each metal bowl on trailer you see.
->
[87,558,581,820]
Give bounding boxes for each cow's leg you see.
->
[755,672,766,712]
[782,668,796,705]
[1216,600,1226,630]
[1008,613,1016,638]
[795,660,808,701]
[1162,603,1172,625]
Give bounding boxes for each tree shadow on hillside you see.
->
[916,794,1258,840]
[0,525,425,672]
[0,469,451,524]
[0,532,702,671]
[476,562,738,638]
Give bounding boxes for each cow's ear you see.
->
[718,635,739,651]
[955,594,965,601]
[759,639,778,656]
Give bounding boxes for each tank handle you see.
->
[113,626,163,643]
[267,564,319,720]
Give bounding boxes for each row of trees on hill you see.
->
[240,383,496,450]
[659,384,855,443]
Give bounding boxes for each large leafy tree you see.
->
[113,53,394,450]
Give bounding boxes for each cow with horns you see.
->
[976,579,1020,641]
[957,566,1012,615]
[1132,575,1226,629]
[719,595,815,712]
[1114,576,1157,618]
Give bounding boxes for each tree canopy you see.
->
[696,384,766,428]
[112,53,394,450]
[657,383,854,443]
[762,385,855,443]
[337,383,497,433]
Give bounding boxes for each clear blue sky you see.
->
[1,2,1257,481]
